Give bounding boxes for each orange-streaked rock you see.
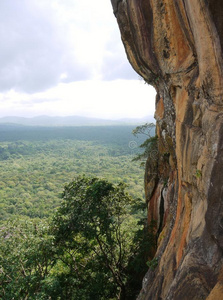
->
[155,97,164,121]
[111,0,223,299]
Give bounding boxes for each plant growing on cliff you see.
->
[146,257,159,271]
[132,123,158,165]
[195,169,202,178]
[132,123,155,138]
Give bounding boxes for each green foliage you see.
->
[132,133,158,167]
[0,125,153,299]
[195,169,202,178]
[132,123,155,138]
[0,219,55,299]
[132,123,157,165]
[146,257,159,271]
[0,126,145,220]
[0,176,154,299]
[163,177,169,188]
[52,175,150,299]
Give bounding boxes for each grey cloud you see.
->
[102,54,138,81]
[0,0,90,93]
[102,33,138,81]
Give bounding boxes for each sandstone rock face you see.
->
[111,1,223,299]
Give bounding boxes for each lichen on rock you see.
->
[111,0,223,299]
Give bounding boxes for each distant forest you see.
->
[0,125,147,220]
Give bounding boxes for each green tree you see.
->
[132,123,157,165]
[0,176,154,299]
[0,219,55,299]
[52,175,151,300]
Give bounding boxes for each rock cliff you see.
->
[111,1,223,299]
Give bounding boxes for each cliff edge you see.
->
[111,1,223,299]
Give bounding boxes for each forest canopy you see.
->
[0,125,146,220]
[0,125,155,299]
[0,175,155,299]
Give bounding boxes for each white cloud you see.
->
[0,0,156,119]
[0,0,134,93]
[0,80,156,119]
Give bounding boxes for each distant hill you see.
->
[0,115,155,127]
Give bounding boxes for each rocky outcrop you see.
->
[111,1,223,299]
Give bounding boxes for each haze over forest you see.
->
[0,114,155,127]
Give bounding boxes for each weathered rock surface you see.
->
[111,1,223,299]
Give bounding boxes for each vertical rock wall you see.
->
[111,1,223,299]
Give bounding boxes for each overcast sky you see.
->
[0,0,156,119]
